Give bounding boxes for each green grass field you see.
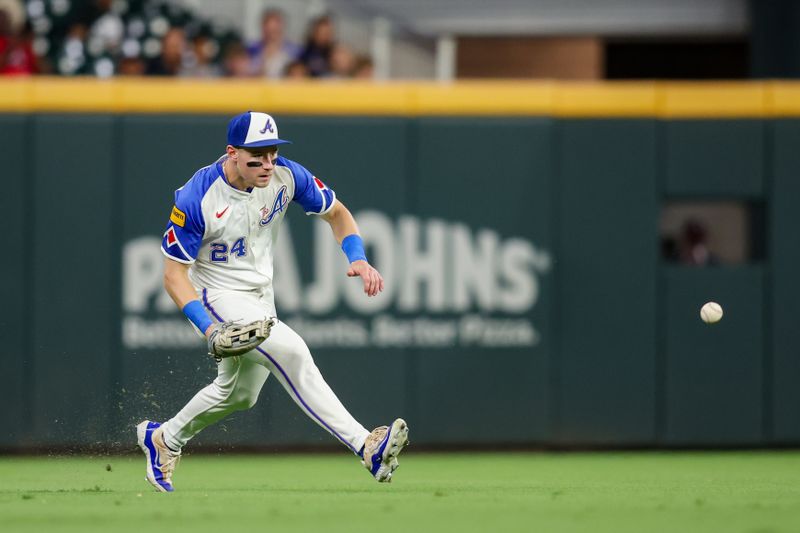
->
[1,452,799,533]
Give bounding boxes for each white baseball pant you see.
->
[159,288,370,455]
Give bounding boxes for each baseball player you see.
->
[136,111,409,492]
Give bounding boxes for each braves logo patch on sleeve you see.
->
[162,226,193,263]
[165,226,179,246]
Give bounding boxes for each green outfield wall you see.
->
[1,87,797,449]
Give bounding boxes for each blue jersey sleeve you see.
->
[278,156,337,215]
[161,185,206,263]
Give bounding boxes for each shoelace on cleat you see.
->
[158,453,181,482]
[365,426,388,453]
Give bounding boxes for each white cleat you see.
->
[136,420,181,493]
[362,418,409,483]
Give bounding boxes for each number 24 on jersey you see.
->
[210,237,247,262]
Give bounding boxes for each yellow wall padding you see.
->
[2,78,800,117]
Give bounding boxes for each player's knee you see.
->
[207,380,257,411]
[229,389,260,411]
[289,343,314,365]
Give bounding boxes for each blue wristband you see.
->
[182,300,213,333]
[341,234,367,264]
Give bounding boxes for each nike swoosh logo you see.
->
[215,206,229,218]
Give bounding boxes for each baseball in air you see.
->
[700,302,723,324]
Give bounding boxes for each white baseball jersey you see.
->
[157,153,373,457]
[161,155,336,293]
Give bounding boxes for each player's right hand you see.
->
[347,260,384,297]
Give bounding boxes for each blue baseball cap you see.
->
[227,111,292,148]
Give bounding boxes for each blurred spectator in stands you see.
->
[56,21,89,75]
[51,0,110,75]
[86,0,123,56]
[0,0,22,31]
[222,41,252,77]
[299,14,334,77]
[284,59,308,79]
[19,0,244,78]
[353,55,374,79]
[65,0,107,41]
[0,10,38,75]
[146,26,188,76]
[328,43,355,78]
[183,27,221,78]
[247,8,299,79]
[118,55,146,76]
[677,219,719,266]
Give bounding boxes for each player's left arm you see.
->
[320,200,384,297]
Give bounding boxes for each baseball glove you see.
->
[207,318,275,360]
